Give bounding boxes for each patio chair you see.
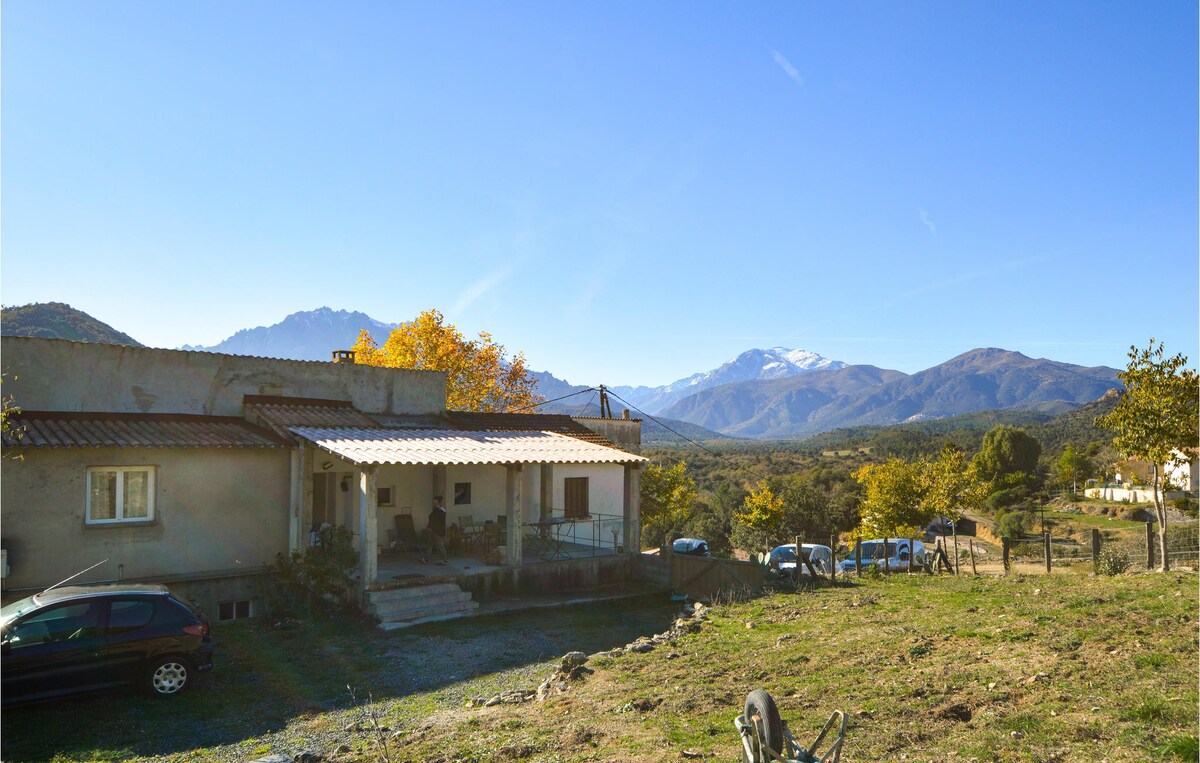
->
[483,520,501,552]
[392,513,419,554]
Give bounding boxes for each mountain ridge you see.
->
[0,303,143,346]
[180,307,398,361]
[3,303,1125,440]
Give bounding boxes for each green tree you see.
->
[853,458,929,559]
[1096,339,1199,572]
[972,425,1042,488]
[640,461,699,548]
[730,479,838,555]
[352,309,543,412]
[1054,444,1092,494]
[923,445,989,524]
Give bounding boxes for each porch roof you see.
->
[289,427,647,467]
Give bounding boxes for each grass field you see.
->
[3,571,1197,762]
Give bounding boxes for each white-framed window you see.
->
[377,486,395,507]
[218,599,252,621]
[86,466,156,525]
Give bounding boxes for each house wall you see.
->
[442,464,509,526]
[1,336,445,416]
[0,446,290,594]
[1164,456,1199,492]
[551,464,626,547]
[573,418,642,455]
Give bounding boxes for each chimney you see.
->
[331,350,356,364]
[622,409,630,420]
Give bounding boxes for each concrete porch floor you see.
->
[375,542,620,583]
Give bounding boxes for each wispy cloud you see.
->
[919,208,937,235]
[771,50,805,88]
[452,261,519,314]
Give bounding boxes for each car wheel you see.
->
[743,689,785,762]
[145,655,194,697]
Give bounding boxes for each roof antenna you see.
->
[37,559,108,598]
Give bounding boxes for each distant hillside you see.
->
[662,348,1121,438]
[1025,388,1121,455]
[181,308,397,361]
[0,303,142,346]
[796,389,1120,459]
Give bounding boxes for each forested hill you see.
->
[0,303,142,346]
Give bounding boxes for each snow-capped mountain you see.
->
[180,307,397,361]
[609,347,846,415]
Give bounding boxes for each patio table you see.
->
[527,517,571,561]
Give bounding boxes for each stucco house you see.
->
[1,337,645,624]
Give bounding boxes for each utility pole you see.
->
[598,385,612,419]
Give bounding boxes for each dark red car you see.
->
[1,583,213,705]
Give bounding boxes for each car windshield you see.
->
[0,595,38,629]
[770,547,797,563]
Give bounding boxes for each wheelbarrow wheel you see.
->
[743,689,785,762]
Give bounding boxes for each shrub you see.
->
[265,525,359,618]
[1119,507,1146,522]
[1171,496,1199,517]
[996,510,1033,539]
[1096,546,1130,576]
[987,487,1029,512]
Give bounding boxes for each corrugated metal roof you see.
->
[4,412,289,449]
[289,427,647,467]
[442,411,622,448]
[245,396,378,437]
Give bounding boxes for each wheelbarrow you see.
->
[734,689,846,763]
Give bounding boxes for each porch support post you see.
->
[623,463,642,554]
[359,466,378,586]
[288,447,302,553]
[432,465,447,505]
[300,443,314,551]
[506,464,524,567]
[539,464,554,520]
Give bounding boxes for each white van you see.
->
[837,538,927,573]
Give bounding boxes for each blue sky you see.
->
[3,2,1196,386]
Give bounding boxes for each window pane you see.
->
[122,470,150,519]
[89,471,117,520]
[108,600,155,631]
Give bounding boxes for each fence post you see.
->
[1043,532,1052,574]
[855,542,862,577]
[830,535,837,581]
[952,525,960,575]
[1001,537,1011,574]
[969,538,978,575]
[1091,529,1101,574]
[1145,521,1155,570]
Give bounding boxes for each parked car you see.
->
[1,583,213,705]
[672,538,711,557]
[836,538,928,573]
[766,543,836,580]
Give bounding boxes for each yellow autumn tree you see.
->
[352,310,544,413]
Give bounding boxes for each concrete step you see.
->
[368,581,480,629]
[367,583,463,604]
[375,599,479,628]
[377,609,476,631]
[368,590,474,618]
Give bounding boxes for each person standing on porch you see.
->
[422,495,448,564]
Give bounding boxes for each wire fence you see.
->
[1002,521,1199,573]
